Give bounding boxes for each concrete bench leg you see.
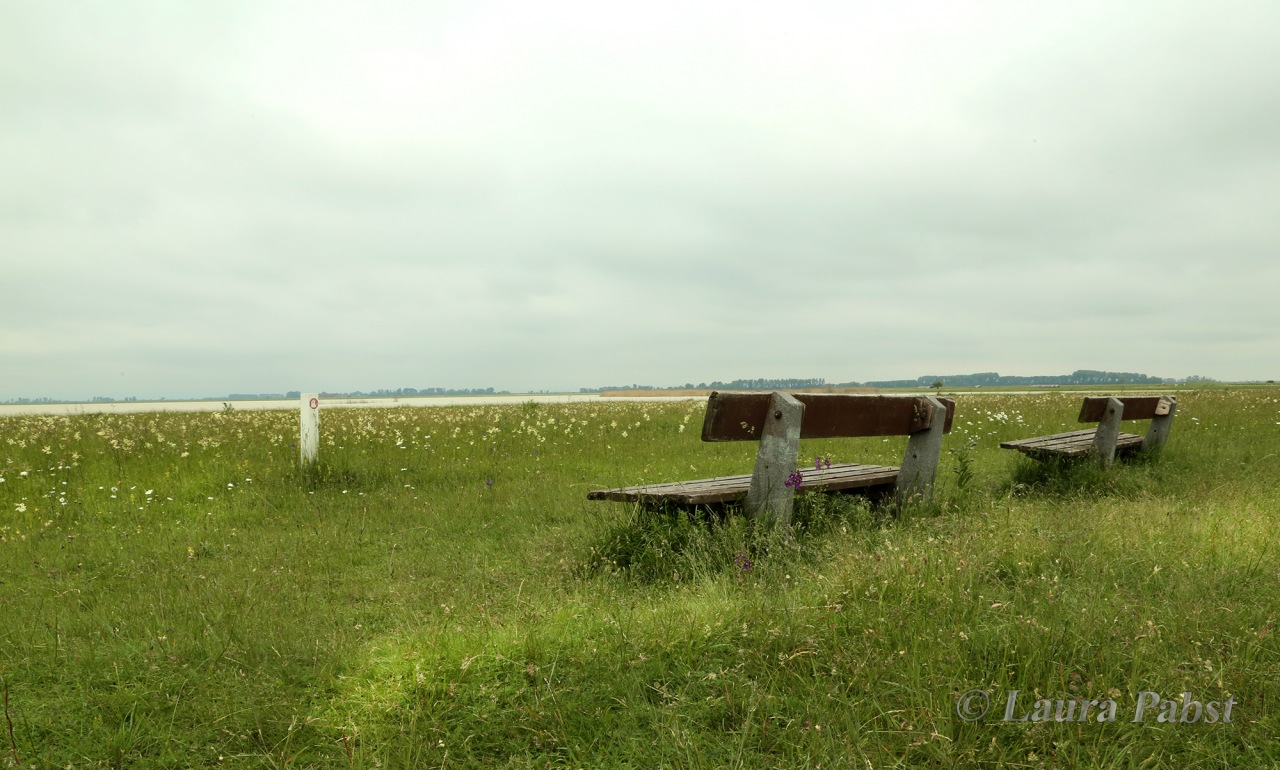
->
[745,392,804,525]
[894,396,947,506]
[1143,397,1177,453]
[1092,396,1124,467]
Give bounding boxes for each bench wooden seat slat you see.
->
[587,462,900,506]
[1000,429,1143,460]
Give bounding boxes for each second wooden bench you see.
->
[999,395,1177,466]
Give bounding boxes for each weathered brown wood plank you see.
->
[1078,396,1175,423]
[1001,428,1097,450]
[701,393,955,442]
[587,462,900,505]
[1001,429,1144,451]
[1001,429,1143,461]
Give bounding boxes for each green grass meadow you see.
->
[2,389,1279,768]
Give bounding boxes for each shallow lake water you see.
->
[0,393,704,417]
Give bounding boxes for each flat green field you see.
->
[2,389,1278,768]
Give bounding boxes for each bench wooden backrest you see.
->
[1075,395,1177,466]
[1078,396,1176,423]
[701,393,956,442]
[699,391,953,523]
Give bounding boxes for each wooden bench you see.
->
[588,391,956,524]
[1000,395,1177,466]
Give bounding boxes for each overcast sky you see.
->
[3,1,1277,400]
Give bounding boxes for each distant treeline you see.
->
[581,378,828,393]
[856,370,1178,388]
[581,370,1221,393]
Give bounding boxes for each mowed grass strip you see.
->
[0,389,1277,768]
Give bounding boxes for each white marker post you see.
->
[300,393,320,464]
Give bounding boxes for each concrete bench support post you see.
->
[1142,397,1177,452]
[894,396,947,505]
[1092,396,1124,467]
[745,392,804,525]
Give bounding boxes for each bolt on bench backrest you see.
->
[699,392,956,521]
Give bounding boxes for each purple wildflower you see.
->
[484,479,493,488]
[814,455,832,470]
[735,551,753,571]
[785,470,804,490]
